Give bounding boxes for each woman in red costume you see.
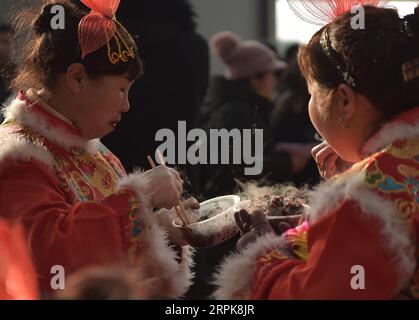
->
[0,0,193,298]
[212,0,419,299]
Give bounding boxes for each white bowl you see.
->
[173,195,241,248]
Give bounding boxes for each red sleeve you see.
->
[0,160,135,292]
[251,200,402,299]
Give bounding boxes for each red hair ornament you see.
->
[286,0,390,87]
[78,0,135,64]
[286,0,390,25]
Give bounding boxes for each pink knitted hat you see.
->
[211,31,287,80]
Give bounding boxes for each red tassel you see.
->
[286,0,390,26]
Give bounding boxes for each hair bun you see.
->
[34,4,56,35]
[210,31,241,62]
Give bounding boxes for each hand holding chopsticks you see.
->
[140,152,184,212]
[147,150,191,225]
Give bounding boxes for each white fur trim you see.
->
[3,97,98,153]
[212,233,286,300]
[212,170,415,299]
[307,172,366,223]
[362,120,419,156]
[308,172,416,289]
[118,170,153,209]
[118,171,194,298]
[0,134,54,169]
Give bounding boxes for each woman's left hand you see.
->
[235,209,274,252]
[311,142,353,179]
[154,197,200,246]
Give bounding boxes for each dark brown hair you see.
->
[298,6,419,118]
[10,0,143,92]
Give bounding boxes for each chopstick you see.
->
[147,151,191,225]
[156,150,191,225]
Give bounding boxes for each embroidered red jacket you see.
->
[213,107,419,299]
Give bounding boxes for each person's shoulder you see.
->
[361,138,418,201]
[0,126,55,173]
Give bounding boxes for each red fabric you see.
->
[0,220,39,299]
[252,200,402,299]
[81,0,120,16]
[17,91,82,137]
[0,160,134,293]
[78,0,120,59]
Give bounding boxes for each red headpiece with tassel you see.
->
[78,0,135,63]
[286,0,390,26]
[286,0,390,87]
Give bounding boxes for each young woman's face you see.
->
[75,74,133,139]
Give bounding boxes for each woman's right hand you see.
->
[143,166,183,209]
[154,197,200,247]
[311,142,353,180]
[235,209,274,252]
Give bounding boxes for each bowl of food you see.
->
[172,195,241,248]
[238,195,308,234]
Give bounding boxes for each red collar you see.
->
[17,91,83,138]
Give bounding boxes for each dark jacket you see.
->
[102,0,209,173]
[272,60,321,186]
[0,76,9,109]
[196,75,278,198]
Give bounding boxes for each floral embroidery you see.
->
[363,137,418,298]
[387,138,419,159]
[259,249,291,264]
[16,121,128,202]
[284,221,309,261]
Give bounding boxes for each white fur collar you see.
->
[362,108,419,156]
[212,233,286,299]
[2,95,99,153]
